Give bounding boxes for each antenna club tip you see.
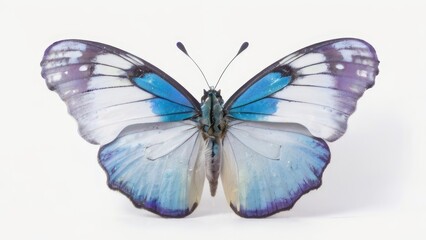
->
[237,42,249,55]
[176,42,188,55]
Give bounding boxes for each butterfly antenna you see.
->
[214,42,249,89]
[177,42,210,88]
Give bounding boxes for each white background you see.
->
[1,0,425,239]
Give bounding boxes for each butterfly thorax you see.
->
[200,89,225,138]
[200,89,225,196]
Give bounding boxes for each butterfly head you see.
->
[201,89,224,106]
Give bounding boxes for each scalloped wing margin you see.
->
[98,121,206,217]
[221,121,330,218]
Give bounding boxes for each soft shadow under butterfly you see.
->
[41,38,379,218]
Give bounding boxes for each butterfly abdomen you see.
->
[206,138,222,196]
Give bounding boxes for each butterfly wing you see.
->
[224,38,379,141]
[222,121,330,217]
[41,40,205,217]
[41,39,200,145]
[99,121,205,217]
[221,38,379,217]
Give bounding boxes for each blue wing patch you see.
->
[133,73,194,108]
[230,72,291,108]
[228,98,279,121]
[148,98,195,122]
[221,121,330,218]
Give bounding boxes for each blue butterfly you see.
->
[40,38,379,218]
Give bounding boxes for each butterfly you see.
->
[40,38,379,218]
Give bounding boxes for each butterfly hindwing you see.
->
[221,121,330,217]
[98,121,205,217]
[224,38,379,141]
[41,39,200,145]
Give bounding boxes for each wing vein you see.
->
[292,60,378,71]
[268,96,351,116]
[72,40,141,68]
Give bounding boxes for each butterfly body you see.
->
[41,38,379,218]
[200,89,226,196]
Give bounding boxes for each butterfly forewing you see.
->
[224,38,379,141]
[41,40,200,145]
